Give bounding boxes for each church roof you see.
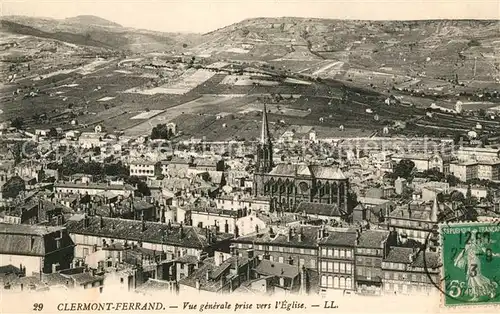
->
[268,164,346,180]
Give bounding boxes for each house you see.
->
[178,249,258,295]
[129,160,161,178]
[318,227,357,292]
[449,161,479,182]
[456,146,500,162]
[54,181,135,197]
[355,230,392,295]
[65,215,233,260]
[381,247,440,295]
[295,202,344,222]
[232,225,321,270]
[79,132,106,149]
[0,223,75,276]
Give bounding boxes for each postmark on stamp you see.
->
[440,222,500,306]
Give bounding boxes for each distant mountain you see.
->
[63,15,123,28]
[0,15,202,52]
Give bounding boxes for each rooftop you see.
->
[65,216,233,249]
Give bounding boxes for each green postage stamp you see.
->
[440,222,500,306]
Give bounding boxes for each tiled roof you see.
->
[295,202,341,217]
[233,225,320,248]
[255,259,299,279]
[136,278,174,293]
[65,216,232,249]
[319,231,357,247]
[178,258,223,292]
[55,182,135,191]
[411,251,440,269]
[383,247,414,264]
[357,230,390,248]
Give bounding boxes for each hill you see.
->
[63,15,123,28]
[0,15,201,52]
[194,18,500,84]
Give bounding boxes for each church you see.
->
[253,104,350,214]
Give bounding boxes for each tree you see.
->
[2,176,26,199]
[48,127,58,138]
[136,181,151,196]
[393,159,415,180]
[10,117,24,129]
[450,190,465,203]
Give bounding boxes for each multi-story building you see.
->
[477,160,500,181]
[381,247,440,295]
[65,215,233,260]
[355,230,392,295]
[387,198,439,247]
[0,223,75,276]
[215,194,271,213]
[318,227,357,292]
[54,181,135,197]
[232,225,320,270]
[449,161,479,182]
[129,160,161,178]
[456,146,500,162]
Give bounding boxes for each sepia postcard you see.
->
[1,0,500,313]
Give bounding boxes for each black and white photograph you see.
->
[0,1,499,312]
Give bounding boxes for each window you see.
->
[339,277,346,289]
[357,268,363,275]
[340,249,345,258]
[321,261,327,271]
[279,247,284,253]
[120,278,124,284]
[269,246,273,252]
[258,245,263,251]
[384,272,390,279]
[346,250,352,258]
[346,278,352,289]
[279,256,284,263]
[289,247,294,253]
[321,275,327,287]
[339,263,345,274]
[346,263,352,274]
[328,276,334,288]
[300,248,305,254]
[310,249,315,255]
[83,248,89,257]
[333,249,338,258]
[333,277,339,288]
[332,262,338,273]
[411,274,417,282]
[310,259,316,268]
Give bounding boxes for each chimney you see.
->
[224,220,229,233]
[298,227,304,242]
[195,280,201,290]
[108,204,113,218]
[288,256,294,265]
[179,222,184,238]
[246,248,254,259]
[255,225,259,233]
[205,271,210,281]
[263,251,270,260]
[84,215,90,228]
[141,212,146,232]
[230,244,237,256]
[100,215,104,229]
[287,227,292,242]
[234,225,239,238]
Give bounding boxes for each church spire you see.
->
[261,104,271,144]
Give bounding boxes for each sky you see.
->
[2,0,500,33]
